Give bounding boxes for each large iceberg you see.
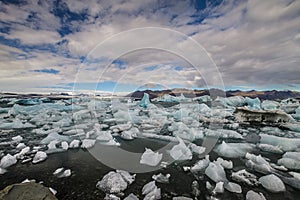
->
[137,93,151,108]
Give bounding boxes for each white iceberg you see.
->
[214,157,233,169]
[140,148,162,167]
[224,182,242,194]
[260,134,300,151]
[205,162,227,183]
[213,182,224,194]
[261,100,280,110]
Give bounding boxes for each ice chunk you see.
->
[81,139,96,149]
[15,146,30,159]
[41,132,70,144]
[278,152,300,170]
[259,174,286,193]
[246,190,266,200]
[0,118,35,129]
[289,172,300,180]
[69,139,80,148]
[140,148,162,167]
[137,93,151,108]
[261,100,280,110]
[16,143,26,149]
[245,153,273,174]
[169,137,192,161]
[224,182,242,193]
[104,194,120,200]
[214,141,255,158]
[231,169,258,186]
[245,97,261,110]
[205,162,227,183]
[96,170,134,194]
[32,151,47,164]
[12,135,23,142]
[260,134,300,151]
[214,157,233,169]
[173,197,192,200]
[61,141,69,150]
[124,193,139,200]
[213,182,224,194]
[188,143,205,155]
[53,168,71,178]
[47,140,58,150]
[142,181,161,200]
[152,173,170,183]
[116,170,136,185]
[205,129,243,139]
[257,143,283,154]
[190,155,210,172]
[0,154,17,168]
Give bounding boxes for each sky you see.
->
[0,0,300,94]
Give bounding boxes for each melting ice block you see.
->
[278,152,300,170]
[246,190,266,200]
[81,139,96,149]
[140,148,162,167]
[32,151,47,164]
[96,170,135,194]
[124,193,139,200]
[0,154,17,168]
[259,174,286,193]
[214,141,255,158]
[205,162,227,183]
[169,137,192,161]
[142,181,161,200]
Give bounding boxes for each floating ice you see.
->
[104,194,120,200]
[61,141,69,150]
[245,153,273,174]
[188,143,205,155]
[53,167,71,178]
[214,157,233,169]
[15,146,30,159]
[261,100,280,110]
[16,143,26,149]
[173,197,192,200]
[205,162,227,183]
[32,151,47,164]
[214,141,255,158]
[96,170,135,194]
[0,118,35,129]
[246,190,266,200]
[257,143,283,154]
[213,182,224,194]
[245,97,261,110]
[260,134,300,151]
[224,182,242,194]
[142,181,161,200]
[69,140,80,148]
[0,167,7,174]
[231,169,258,186]
[124,193,139,200]
[205,129,243,139]
[278,152,300,170]
[0,153,17,168]
[137,93,151,108]
[190,155,210,172]
[41,132,70,144]
[140,148,162,167]
[116,170,136,185]
[12,135,23,142]
[259,174,286,193]
[81,139,96,148]
[153,94,179,102]
[152,173,170,183]
[169,137,192,161]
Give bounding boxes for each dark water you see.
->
[1,137,300,200]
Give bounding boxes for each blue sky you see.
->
[0,0,300,93]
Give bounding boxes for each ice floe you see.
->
[140,148,162,166]
[259,174,286,193]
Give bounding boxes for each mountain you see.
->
[127,88,300,100]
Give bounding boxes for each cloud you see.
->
[0,0,300,92]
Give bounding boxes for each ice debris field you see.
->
[1,93,300,199]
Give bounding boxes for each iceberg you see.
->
[104,194,120,200]
[258,174,286,193]
[245,153,273,174]
[260,134,300,151]
[246,190,266,200]
[61,141,69,150]
[169,137,192,161]
[224,182,242,194]
[257,143,283,154]
[152,173,170,183]
[32,151,47,164]
[15,146,30,159]
[12,135,23,142]
[214,141,255,158]
[124,193,139,200]
[245,97,261,110]
[137,93,151,108]
[0,154,17,168]
[278,152,300,170]
[96,171,128,194]
[214,157,233,169]
[140,148,162,167]
[142,181,161,200]
[81,139,96,149]
[188,143,205,155]
[261,100,280,110]
[205,162,227,183]
[0,118,35,129]
[41,132,70,144]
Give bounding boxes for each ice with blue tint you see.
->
[137,93,151,108]
[245,97,261,110]
[261,100,280,110]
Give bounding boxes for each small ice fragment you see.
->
[69,140,80,148]
[81,139,96,149]
[259,174,286,193]
[49,187,57,195]
[152,173,170,183]
[61,141,69,150]
[246,190,266,200]
[32,151,47,164]
[140,148,162,167]
[0,153,17,168]
[213,182,224,194]
[12,135,23,142]
[124,193,139,200]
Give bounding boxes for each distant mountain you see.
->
[127,88,300,100]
